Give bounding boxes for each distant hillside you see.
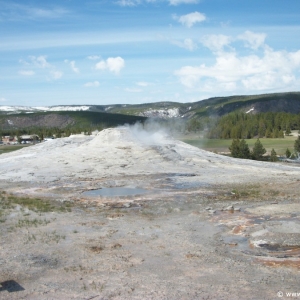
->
[0,111,146,134]
[191,92,300,118]
[1,92,300,132]
[97,92,300,118]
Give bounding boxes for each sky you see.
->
[1,0,300,107]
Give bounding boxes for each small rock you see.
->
[208,209,216,214]
[205,207,212,210]
[123,203,131,208]
[234,207,241,211]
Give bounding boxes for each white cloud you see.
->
[95,57,125,74]
[20,55,63,81]
[169,0,199,5]
[172,38,197,51]
[30,55,50,68]
[65,60,80,73]
[84,81,100,87]
[201,34,232,53]
[175,12,206,28]
[19,70,35,76]
[238,30,266,50]
[175,33,300,94]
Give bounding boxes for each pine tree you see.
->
[229,139,240,158]
[229,139,251,159]
[239,139,251,159]
[251,139,266,160]
[286,148,291,158]
[285,127,291,136]
[270,148,278,162]
[294,136,300,154]
[278,130,284,138]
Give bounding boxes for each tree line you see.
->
[205,112,300,139]
[230,136,300,161]
[0,124,108,140]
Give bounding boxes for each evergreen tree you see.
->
[270,148,278,162]
[229,139,240,158]
[239,139,251,159]
[272,128,279,138]
[251,139,266,160]
[286,148,291,158]
[278,130,284,138]
[294,136,300,153]
[285,127,291,136]
[265,128,272,138]
[229,139,251,159]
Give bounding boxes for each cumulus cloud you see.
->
[19,70,35,76]
[175,31,300,93]
[19,55,63,81]
[238,30,267,50]
[84,81,100,87]
[172,38,197,51]
[29,55,50,68]
[65,60,80,73]
[175,12,206,28]
[95,56,125,74]
[201,34,232,53]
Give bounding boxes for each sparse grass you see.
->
[42,230,66,244]
[16,218,50,228]
[24,230,65,244]
[0,144,30,155]
[231,185,260,198]
[0,191,72,213]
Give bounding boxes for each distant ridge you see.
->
[1,92,300,131]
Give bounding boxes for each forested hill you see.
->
[1,92,300,119]
[190,92,300,118]
[1,92,300,137]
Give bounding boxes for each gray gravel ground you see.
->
[0,127,299,299]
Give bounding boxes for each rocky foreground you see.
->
[0,126,299,299]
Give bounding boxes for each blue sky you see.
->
[1,0,300,106]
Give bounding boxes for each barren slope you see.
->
[0,126,298,186]
[1,126,300,300]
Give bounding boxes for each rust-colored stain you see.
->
[257,259,300,269]
[232,224,246,234]
[251,243,300,257]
